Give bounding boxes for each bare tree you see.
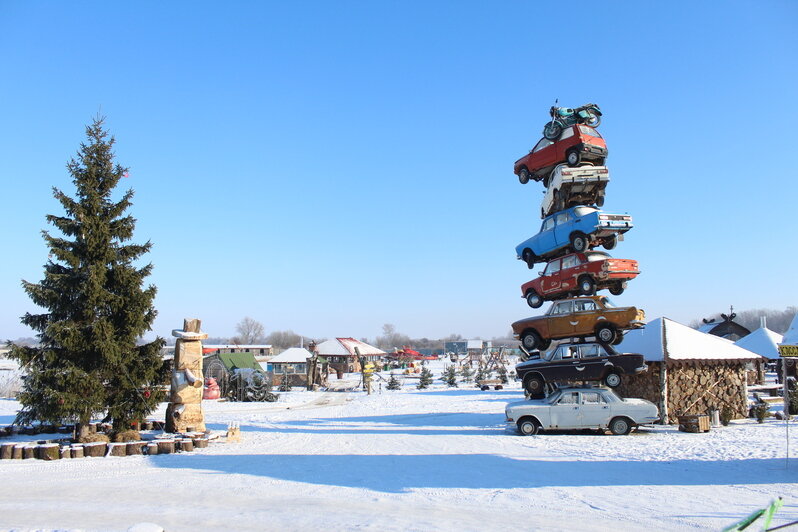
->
[232,317,266,344]
[265,330,302,350]
[376,323,411,351]
[689,306,797,334]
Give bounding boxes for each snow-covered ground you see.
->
[1,370,797,532]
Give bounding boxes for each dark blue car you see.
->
[516,206,633,267]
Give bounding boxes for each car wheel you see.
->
[577,275,595,296]
[596,324,617,344]
[522,249,537,269]
[518,168,530,185]
[570,232,589,253]
[567,150,581,166]
[517,417,540,436]
[603,235,618,251]
[609,281,626,296]
[481,385,490,391]
[609,417,632,435]
[611,333,624,346]
[526,290,544,309]
[520,331,543,351]
[596,194,605,207]
[523,375,545,395]
[604,371,622,388]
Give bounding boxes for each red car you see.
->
[521,251,639,308]
[514,125,608,185]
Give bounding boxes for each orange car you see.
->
[514,125,608,185]
[511,296,645,351]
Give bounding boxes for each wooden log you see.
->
[156,440,174,455]
[83,441,107,457]
[0,442,15,459]
[38,443,60,460]
[108,443,127,457]
[126,441,146,455]
[180,438,194,452]
[193,437,208,449]
[71,445,84,459]
[12,445,25,459]
[146,442,158,455]
[23,445,37,459]
[60,446,71,459]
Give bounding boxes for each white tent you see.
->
[735,328,783,360]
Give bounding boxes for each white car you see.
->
[541,164,610,218]
[505,386,659,436]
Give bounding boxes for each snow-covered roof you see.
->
[735,327,783,359]
[315,338,385,357]
[616,317,763,362]
[782,313,798,346]
[204,344,273,349]
[697,322,717,334]
[269,347,313,364]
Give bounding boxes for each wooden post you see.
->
[784,358,791,420]
[659,362,669,424]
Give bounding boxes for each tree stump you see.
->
[146,442,159,455]
[23,445,37,459]
[71,445,85,459]
[0,442,15,459]
[192,437,208,449]
[156,440,174,454]
[83,441,107,457]
[37,443,60,460]
[60,446,71,459]
[180,438,194,452]
[126,441,146,455]
[108,443,126,457]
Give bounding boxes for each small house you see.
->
[266,347,327,387]
[615,317,764,422]
[315,338,385,375]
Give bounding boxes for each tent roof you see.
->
[269,347,313,363]
[782,314,798,346]
[735,327,783,359]
[616,317,763,362]
[315,338,385,357]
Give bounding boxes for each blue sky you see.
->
[1,2,796,342]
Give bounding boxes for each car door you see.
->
[540,258,562,295]
[559,254,580,293]
[543,345,573,381]
[552,211,572,249]
[546,300,575,338]
[578,390,612,428]
[570,298,599,337]
[550,391,580,429]
[534,216,557,255]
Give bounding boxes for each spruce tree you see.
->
[417,367,433,390]
[386,374,401,390]
[8,118,165,437]
[444,365,458,387]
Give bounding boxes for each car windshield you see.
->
[600,296,617,308]
[579,125,602,138]
[573,206,596,217]
[585,251,609,262]
[533,138,553,152]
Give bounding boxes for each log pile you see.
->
[618,360,749,423]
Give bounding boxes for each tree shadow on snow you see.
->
[151,453,795,493]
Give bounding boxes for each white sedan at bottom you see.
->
[505,386,659,436]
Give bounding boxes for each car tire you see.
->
[577,275,595,296]
[522,249,537,269]
[567,150,581,166]
[604,371,622,388]
[603,235,618,251]
[570,232,589,253]
[520,331,543,352]
[523,375,545,396]
[596,324,617,344]
[609,281,626,296]
[519,168,530,185]
[481,385,490,391]
[587,115,601,128]
[526,290,544,309]
[517,417,540,436]
[596,194,605,207]
[609,417,632,436]
[611,333,624,346]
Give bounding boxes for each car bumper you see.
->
[630,320,646,328]
[634,364,648,374]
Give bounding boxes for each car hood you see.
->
[506,398,548,410]
[622,397,656,408]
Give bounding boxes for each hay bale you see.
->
[79,432,110,444]
[112,430,141,443]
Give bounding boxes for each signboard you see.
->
[779,345,798,357]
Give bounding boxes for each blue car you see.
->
[516,206,633,268]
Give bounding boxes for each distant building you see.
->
[314,338,385,374]
[203,344,273,357]
[697,309,751,341]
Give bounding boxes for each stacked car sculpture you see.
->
[509,103,649,402]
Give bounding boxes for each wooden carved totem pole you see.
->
[166,318,208,433]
